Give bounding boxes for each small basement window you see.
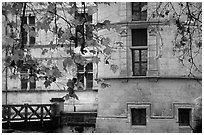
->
[131,108,146,125]
[178,108,191,126]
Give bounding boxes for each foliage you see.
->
[148,2,202,76]
[2,2,120,92]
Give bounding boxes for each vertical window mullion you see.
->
[139,50,142,75]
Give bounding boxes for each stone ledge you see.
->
[99,76,202,80]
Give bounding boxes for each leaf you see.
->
[29,30,37,37]
[101,37,111,46]
[92,56,100,64]
[44,80,52,88]
[87,6,97,15]
[103,20,111,30]
[23,24,30,32]
[68,5,77,15]
[42,49,48,55]
[100,82,110,89]
[74,55,86,65]
[47,59,52,66]
[103,46,112,55]
[47,3,55,12]
[141,5,147,11]
[52,66,62,78]
[110,64,119,73]
[115,41,123,47]
[63,57,73,70]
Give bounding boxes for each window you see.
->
[20,65,36,90]
[21,15,36,45]
[131,108,146,125]
[178,108,191,126]
[132,2,147,21]
[76,12,92,23]
[77,63,93,89]
[131,29,147,76]
[132,49,147,76]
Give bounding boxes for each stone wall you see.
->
[96,78,201,132]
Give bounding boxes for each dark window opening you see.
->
[29,16,35,25]
[178,108,191,126]
[131,108,146,125]
[132,29,147,46]
[132,2,147,21]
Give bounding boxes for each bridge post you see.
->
[50,98,65,128]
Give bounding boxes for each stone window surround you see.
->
[174,103,193,128]
[127,102,193,128]
[127,102,150,127]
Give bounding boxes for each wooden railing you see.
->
[2,104,54,123]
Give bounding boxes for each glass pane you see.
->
[132,2,140,11]
[86,81,93,88]
[85,63,93,72]
[133,50,139,61]
[21,17,27,24]
[141,12,147,21]
[141,50,147,61]
[141,63,147,76]
[179,109,190,126]
[131,108,146,125]
[133,63,140,76]
[29,16,35,25]
[132,29,147,46]
[21,79,28,90]
[29,37,35,44]
[77,64,84,72]
[30,82,36,89]
[77,73,84,84]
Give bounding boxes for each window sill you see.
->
[131,125,147,128]
[179,126,191,128]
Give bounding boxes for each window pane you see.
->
[21,78,28,90]
[133,50,139,62]
[132,2,147,21]
[141,12,147,21]
[179,109,191,126]
[141,63,147,76]
[85,63,93,72]
[133,63,140,76]
[131,108,146,125]
[21,17,27,24]
[29,37,35,44]
[77,73,84,84]
[30,82,36,89]
[132,29,147,46]
[132,2,140,11]
[141,50,147,61]
[29,16,35,25]
[77,64,84,72]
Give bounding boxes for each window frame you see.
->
[77,62,93,90]
[21,15,36,46]
[20,68,36,90]
[127,103,150,127]
[174,103,193,128]
[131,28,148,76]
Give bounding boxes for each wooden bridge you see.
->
[2,103,97,132]
[2,104,54,124]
